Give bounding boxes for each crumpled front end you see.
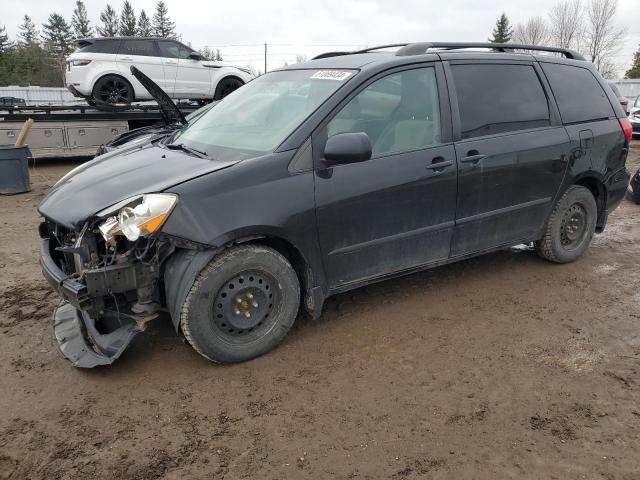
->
[39,219,171,368]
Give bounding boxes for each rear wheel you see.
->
[93,75,134,105]
[180,245,300,363]
[214,77,244,100]
[537,185,597,263]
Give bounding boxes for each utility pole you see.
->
[264,42,267,74]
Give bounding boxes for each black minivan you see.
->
[39,42,632,368]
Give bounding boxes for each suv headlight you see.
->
[98,193,177,242]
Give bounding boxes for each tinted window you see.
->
[451,64,550,139]
[158,40,192,59]
[78,39,121,54]
[327,67,441,157]
[541,63,615,124]
[120,40,156,57]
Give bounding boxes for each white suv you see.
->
[66,37,254,106]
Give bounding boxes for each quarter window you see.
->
[120,40,157,57]
[327,67,441,157]
[541,63,615,124]
[451,64,550,139]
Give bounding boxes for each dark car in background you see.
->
[608,82,630,115]
[38,42,631,368]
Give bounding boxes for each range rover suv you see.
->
[40,42,632,368]
[66,37,254,107]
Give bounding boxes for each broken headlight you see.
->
[98,193,177,242]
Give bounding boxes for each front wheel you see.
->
[180,245,300,363]
[537,185,597,263]
[214,77,244,100]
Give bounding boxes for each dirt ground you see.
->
[1,144,640,480]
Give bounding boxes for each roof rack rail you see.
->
[395,42,585,60]
[312,42,585,61]
[312,44,409,60]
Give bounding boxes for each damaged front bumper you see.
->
[40,227,162,368]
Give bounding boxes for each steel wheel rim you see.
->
[560,203,588,249]
[97,78,130,103]
[211,271,278,342]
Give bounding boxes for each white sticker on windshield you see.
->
[310,70,353,81]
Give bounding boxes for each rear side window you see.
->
[451,64,550,139]
[120,40,157,57]
[541,63,615,124]
[77,40,121,54]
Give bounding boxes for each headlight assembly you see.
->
[98,193,177,242]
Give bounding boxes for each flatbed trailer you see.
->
[0,104,198,158]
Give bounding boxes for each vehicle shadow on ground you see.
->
[97,244,546,372]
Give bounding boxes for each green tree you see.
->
[215,48,223,61]
[97,5,119,37]
[489,13,513,43]
[119,1,137,36]
[41,13,74,86]
[624,45,640,79]
[137,9,152,36]
[72,1,93,38]
[152,1,176,38]
[18,15,39,46]
[0,26,12,54]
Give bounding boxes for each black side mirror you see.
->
[324,132,372,165]
[188,52,204,61]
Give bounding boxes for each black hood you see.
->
[130,66,186,126]
[38,144,237,230]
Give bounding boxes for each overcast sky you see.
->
[3,0,639,75]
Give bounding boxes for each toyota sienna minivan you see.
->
[39,42,632,368]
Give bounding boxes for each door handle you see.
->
[460,151,487,164]
[426,158,453,171]
[120,56,133,61]
[164,60,178,65]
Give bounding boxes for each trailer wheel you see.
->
[214,77,244,100]
[93,75,134,105]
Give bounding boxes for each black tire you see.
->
[214,77,244,100]
[92,75,134,105]
[180,245,300,363]
[537,185,597,263]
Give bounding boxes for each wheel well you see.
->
[92,74,135,99]
[214,76,245,97]
[238,237,313,311]
[574,176,607,230]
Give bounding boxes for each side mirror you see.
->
[324,132,372,165]
[188,52,204,61]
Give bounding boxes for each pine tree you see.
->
[72,1,93,38]
[137,9,152,36]
[215,48,223,61]
[152,1,176,38]
[0,26,13,54]
[489,13,513,43]
[97,5,119,37]
[42,13,74,54]
[42,13,74,86]
[18,15,39,46]
[119,1,137,36]
[625,45,640,79]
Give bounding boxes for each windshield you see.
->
[635,95,640,108]
[169,69,355,160]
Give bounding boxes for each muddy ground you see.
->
[1,144,640,480]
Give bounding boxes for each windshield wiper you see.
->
[164,142,209,158]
